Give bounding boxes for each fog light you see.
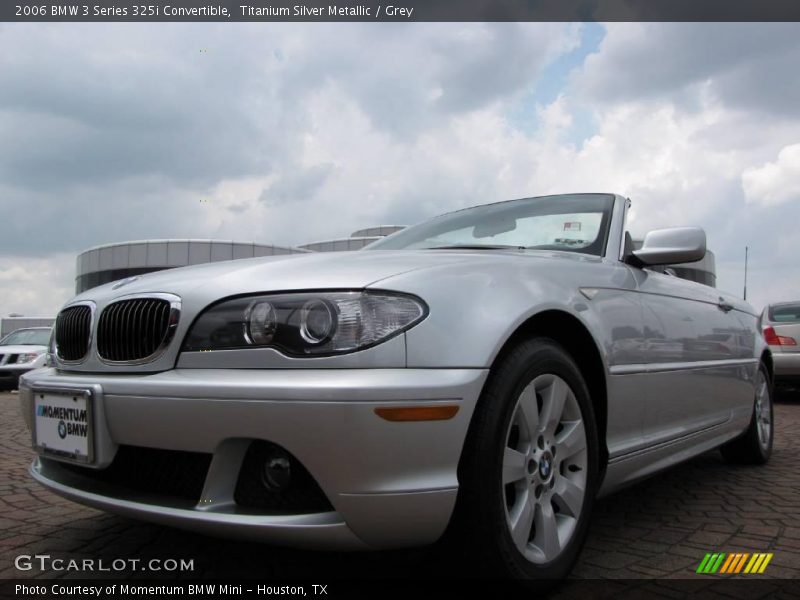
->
[260,452,291,492]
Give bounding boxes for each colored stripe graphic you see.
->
[698,553,727,574]
[720,554,736,574]
[744,554,759,573]
[696,553,713,574]
[752,554,765,573]
[742,553,774,574]
[757,554,773,573]
[699,552,772,575]
[733,553,750,573]
[721,553,749,574]
[710,553,726,573]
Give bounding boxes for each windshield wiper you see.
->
[426,244,526,250]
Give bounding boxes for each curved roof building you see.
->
[73,227,408,294]
[297,236,380,252]
[668,250,717,287]
[297,225,406,253]
[75,239,308,294]
[349,225,406,238]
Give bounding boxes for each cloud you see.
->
[564,23,800,310]
[259,163,335,206]
[2,22,800,318]
[576,23,800,117]
[0,23,577,254]
[742,144,800,208]
[0,253,76,317]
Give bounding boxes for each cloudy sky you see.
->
[1,22,799,317]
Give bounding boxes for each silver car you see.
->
[760,301,800,390]
[19,193,772,580]
[0,327,51,390]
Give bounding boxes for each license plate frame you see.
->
[32,387,94,465]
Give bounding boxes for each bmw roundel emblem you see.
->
[57,420,67,439]
[541,459,550,477]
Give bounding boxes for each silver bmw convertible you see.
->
[20,193,772,580]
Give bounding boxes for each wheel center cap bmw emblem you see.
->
[112,276,140,290]
[539,453,553,480]
[57,420,67,439]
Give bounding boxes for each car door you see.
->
[631,269,751,446]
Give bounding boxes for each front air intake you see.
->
[55,304,93,362]
[97,295,179,363]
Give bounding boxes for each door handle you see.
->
[718,297,734,312]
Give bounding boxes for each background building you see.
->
[667,250,716,287]
[75,240,308,294]
[74,227,407,293]
[297,226,406,253]
[349,225,407,238]
[298,237,380,252]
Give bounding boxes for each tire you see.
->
[720,362,773,465]
[450,337,599,581]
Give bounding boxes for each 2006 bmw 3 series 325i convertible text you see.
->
[20,193,773,580]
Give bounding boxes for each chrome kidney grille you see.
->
[55,304,93,362]
[96,295,180,363]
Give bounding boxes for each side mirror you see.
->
[630,227,706,266]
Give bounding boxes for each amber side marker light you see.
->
[375,405,459,422]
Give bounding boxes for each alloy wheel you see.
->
[754,371,772,450]
[502,373,588,564]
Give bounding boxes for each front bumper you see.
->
[0,365,35,387]
[19,367,487,550]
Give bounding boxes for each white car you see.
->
[0,327,51,390]
[761,301,800,390]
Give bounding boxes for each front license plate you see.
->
[33,389,94,464]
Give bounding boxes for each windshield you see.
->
[0,328,52,346]
[366,194,614,255]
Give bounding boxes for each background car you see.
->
[761,301,800,392]
[0,327,51,390]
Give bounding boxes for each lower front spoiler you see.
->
[30,458,369,550]
[0,369,22,389]
[22,367,486,549]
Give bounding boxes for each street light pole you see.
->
[744,246,748,301]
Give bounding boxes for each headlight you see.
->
[46,330,56,366]
[17,352,43,364]
[298,299,336,345]
[183,291,427,356]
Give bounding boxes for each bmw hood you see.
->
[0,345,48,354]
[71,250,498,306]
[56,248,597,373]
[68,248,598,314]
